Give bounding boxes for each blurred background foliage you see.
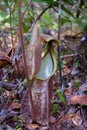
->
[0,0,87,35]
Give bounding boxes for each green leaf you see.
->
[23,79,28,88]
[60,18,69,25]
[75,18,84,29]
[62,0,74,5]
[51,103,58,114]
[75,61,80,68]
[74,80,79,90]
[32,0,58,5]
[56,90,65,102]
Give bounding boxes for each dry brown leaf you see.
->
[0,51,12,68]
[3,90,10,97]
[64,88,72,96]
[13,55,25,77]
[72,116,83,126]
[12,102,20,109]
[0,113,7,123]
[56,113,74,125]
[11,115,18,122]
[70,95,87,105]
[79,80,87,92]
[26,123,39,129]
[39,126,48,130]
[62,65,70,77]
[49,116,56,123]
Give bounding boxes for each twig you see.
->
[81,107,86,122]
[61,53,78,59]
[17,0,35,120]
[21,0,32,20]
[0,81,17,90]
[25,5,51,38]
[9,1,14,50]
[57,0,62,87]
[58,1,61,40]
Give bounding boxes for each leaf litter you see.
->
[0,27,87,130]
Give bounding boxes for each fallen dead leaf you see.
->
[64,88,73,96]
[0,51,12,68]
[79,80,87,92]
[49,116,56,123]
[13,55,25,78]
[56,113,74,125]
[0,113,6,123]
[11,115,18,122]
[26,123,39,129]
[72,116,83,126]
[12,102,20,109]
[69,95,87,105]
[62,65,70,77]
[3,90,10,98]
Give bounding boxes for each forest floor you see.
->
[0,26,87,130]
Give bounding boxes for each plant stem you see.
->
[9,1,14,50]
[17,0,35,121]
[57,0,62,87]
